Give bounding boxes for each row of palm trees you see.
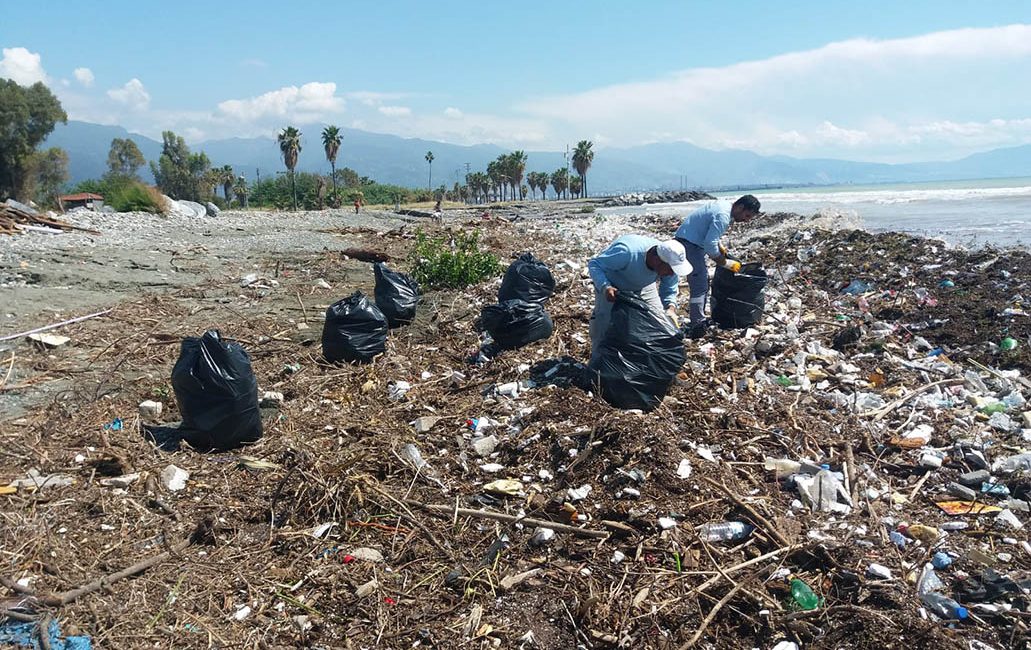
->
[460,140,594,203]
[275,125,596,210]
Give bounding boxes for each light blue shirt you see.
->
[588,234,678,308]
[675,199,733,258]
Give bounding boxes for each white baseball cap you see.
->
[656,240,693,276]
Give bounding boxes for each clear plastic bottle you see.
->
[920,592,968,621]
[696,522,754,543]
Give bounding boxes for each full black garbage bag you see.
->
[171,330,262,451]
[479,299,554,351]
[498,252,556,305]
[711,261,768,329]
[322,291,389,363]
[588,292,685,412]
[374,262,420,328]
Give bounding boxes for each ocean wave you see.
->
[758,185,1031,204]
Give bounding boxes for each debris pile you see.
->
[0,207,1029,648]
[0,200,98,236]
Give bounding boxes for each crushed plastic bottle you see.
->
[1001,337,1019,351]
[921,592,969,621]
[993,452,1031,474]
[789,576,820,610]
[696,521,754,543]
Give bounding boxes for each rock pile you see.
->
[603,189,715,206]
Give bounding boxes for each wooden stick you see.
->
[410,502,609,539]
[864,378,964,420]
[694,545,800,594]
[679,573,754,648]
[0,310,113,343]
[701,477,792,547]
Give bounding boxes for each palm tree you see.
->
[425,151,434,190]
[572,140,595,198]
[487,159,504,201]
[526,172,537,200]
[322,125,342,205]
[536,171,550,200]
[278,126,302,210]
[233,175,248,208]
[509,151,527,200]
[570,176,583,198]
[551,168,568,200]
[219,164,234,203]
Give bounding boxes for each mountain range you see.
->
[44,120,1031,193]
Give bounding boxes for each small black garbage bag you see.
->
[710,261,768,329]
[498,252,556,305]
[479,299,554,351]
[322,291,389,363]
[588,292,685,412]
[373,262,420,328]
[171,330,262,451]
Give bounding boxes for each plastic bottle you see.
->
[1001,337,1019,351]
[920,592,968,621]
[994,452,1031,474]
[696,522,754,543]
[764,457,801,479]
[789,576,820,611]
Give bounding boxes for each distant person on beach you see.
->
[354,198,361,214]
[587,235,692,363]
[673,195,760,338]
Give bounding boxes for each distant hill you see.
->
[44,120,1031,192]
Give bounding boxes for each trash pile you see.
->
[0,209,1029,648]
[0,199,98,237]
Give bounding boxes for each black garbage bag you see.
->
[588,292,685,412]
[171,330,262,451]
[373,262,420,328]
[711,261,768,329]
[498,252,556,305]
[322,291,389,363]
[479,299,554,351]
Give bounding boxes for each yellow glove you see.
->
[719,242,728,257]
[723,259,742,273]
[665,306,680,328]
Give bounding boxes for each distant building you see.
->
[59,192,104,211]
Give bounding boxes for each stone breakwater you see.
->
[602,190,715,207]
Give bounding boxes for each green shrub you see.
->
[107,180,166,213]
[410,229,501,290]
[579,205,595,213]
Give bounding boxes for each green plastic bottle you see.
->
[1001,337,1018,351]
[776,375,793,387]
[790,577,820,611]
[982,402,1006,414]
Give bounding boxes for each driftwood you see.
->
[340,247,391,263]
[409,501,610,539]
[0,203,101,236]
[0,310,112,343]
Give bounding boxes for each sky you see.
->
[1,1,1030,162]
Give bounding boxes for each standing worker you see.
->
[354,196,361,214]
[587,235,692,362]
[673,195,760,338]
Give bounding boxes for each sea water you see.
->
[599,177,1031,249]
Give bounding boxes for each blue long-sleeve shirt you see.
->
[675,199,733,257]
[587,234,678,308]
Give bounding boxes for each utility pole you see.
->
[564,144,570,201]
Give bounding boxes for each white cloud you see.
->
[443,107,463,118]
[240,58,267,68]
[73,67,94,87]
[218,81,344,123]
[0,47,48,85]
[378,105,411,117]
[347,90,409,106]
[107,78,151,110]
[520,24,1031,160]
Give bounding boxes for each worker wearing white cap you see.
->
[587,235,692,362]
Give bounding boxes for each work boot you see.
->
[687,319,710,340]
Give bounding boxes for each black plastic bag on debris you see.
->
[170,330,262,451]
[588,291,685,412]
[711,261,768,329]
[479,299,554,351]
[498,252,556,305]
[373,262,420,328]
[322,291,389,363]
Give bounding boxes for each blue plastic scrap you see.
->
[0,619,92,650]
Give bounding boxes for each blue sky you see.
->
[1,1,1029,161]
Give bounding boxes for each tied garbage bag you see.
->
[498,252,556,305]
[711,261,768,329]
[589,291,686,412]
[373,262,420,328]
[479,299,554,351]
[171,330,262,451]
[322,291,389,363]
